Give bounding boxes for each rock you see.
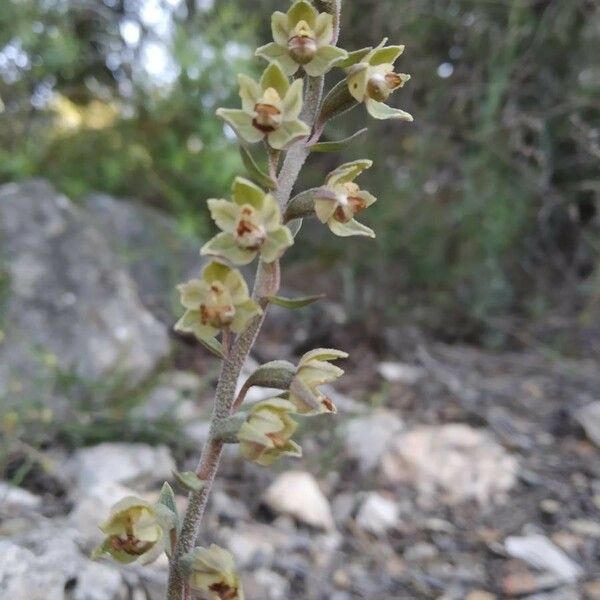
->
[0,180,170,409]
[84,192,199,324]
[132,370,203,421]
[65,442,176,491]
[0,533,124,600]
[342,410,404,472]
[575,402,600,447]
[584,580,600,600]
[377,361,425,385]
[466,591,496,600]
[210,489,250,522]
[355,492,400,536]
[381,424,518,506]
[224,523,290,569]
[243,568,290,600]
[263,471,334,531]
[0,482,42,515]
[403,542,438,563]
[505,534,583,583]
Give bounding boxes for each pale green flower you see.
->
[314,160,377,238]
[216,63,310,150]
[184,544,244,600]
[289,348,348,414]
[175,262,261,343]
[201,177,293,265]
[238,397,302,467]
[256,0,347,77]
[346,40,413,121]
[93,497,163,565]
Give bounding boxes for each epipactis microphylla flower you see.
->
[314,159,377,238]
[238,397,302,466]
[346,39,413,121]
[175,261,261,343]
[202,177,293,265]
[93,497,163,565]
[184,544,244,600]
[216,62,310,150]
[289,348,348,415]
[256,0,347,76]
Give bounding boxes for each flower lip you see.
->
[288,20,317,64]
[209,582,238,600]
[200,281,235,328]
[110,534,154,557]
[252,87,283,133]
[234,206,267,250]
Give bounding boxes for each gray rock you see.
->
[65,442,176,491]
[575,401,600,447]
[84,192,200,324]
[263,471,335,531]
[0,532,124,600]
[381,423,519,507]
[243,569,290,600]
[342,410,404,472]
[0,180,170,409]
[0,482,42,516]
[377,361,426,384]
[355,492,400,536]
[505,534,583,583]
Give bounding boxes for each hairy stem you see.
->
[167,41,332,600]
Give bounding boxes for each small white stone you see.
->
[377,361,425,384]
[263,471,334,531]
[356,492,400,536]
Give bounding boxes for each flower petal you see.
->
[260,226,294,263]
[267,119,310,150]
[222,267,250,304]
[238,74,260,112]
[314,196,337,223]
[282,78,304,120]
[232,176,266,208]
[216,108,264,144]
[368,44,405,66]
[346,63,369,102]
[300,348,348,364]
[260,62,289,98]
[271,11,290,46]
[202,260,232,284]
[177,279,209,310]
[326,159,373,186]
[200,232,256,266]
[328,217,376,238]
[358,189,377,208]
[288,0,318,28]
[314,12,334,46]
[255,42,298,76]
[207,198,238,232]
[304,45,348,77]
[260,193,282,231]
[175,310,218,341]
[365,98,413,121]
[231,298,262,333]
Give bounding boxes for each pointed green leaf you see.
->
[198,335,225,359]
[317,79,358,125]
[239,146,276,190]
[309,128,368,153]
[284,188,319,221]
[172,470,206,493]
[157,482,177,515]
[269,294,325,309]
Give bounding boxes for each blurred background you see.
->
[1,1,600,599]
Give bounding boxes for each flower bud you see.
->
[183,544,244,600]
[93,497,163,565]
